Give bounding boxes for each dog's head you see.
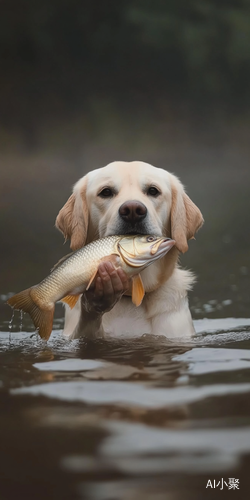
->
[56,161,203,253]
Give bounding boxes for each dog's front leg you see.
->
[71,302,105,339]
[64,261,130,339]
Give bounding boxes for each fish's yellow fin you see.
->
[60,294,80,309]
[7,288,54,341]
[86,270,98,291]
[132,274,145,307]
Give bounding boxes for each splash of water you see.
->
[20,310,23,332]
[8,308,15,342]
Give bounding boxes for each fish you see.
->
[7,235,175,340]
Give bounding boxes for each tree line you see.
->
[1,0,250,103]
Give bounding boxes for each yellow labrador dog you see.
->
[56,161,203,339]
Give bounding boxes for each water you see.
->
[1,301,250,499]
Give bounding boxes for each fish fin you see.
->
[7,288,54,341]
[50,252,73,272]
[86,270,98,291]
[60,294,80,309]
[132,274,145,307]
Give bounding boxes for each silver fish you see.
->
[7,235,175,340]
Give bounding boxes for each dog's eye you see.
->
[98,188,113,198]
[147,186,160,197]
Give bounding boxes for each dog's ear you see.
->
[55,176,89,250]
[170,177,204,253]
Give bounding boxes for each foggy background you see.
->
[0,0,250,320]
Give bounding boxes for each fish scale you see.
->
[36,236,121,304]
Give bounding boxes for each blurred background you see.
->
[1,0,250,320]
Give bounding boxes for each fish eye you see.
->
[147,236,157,242]
[147,186,160,197]
[98,187,114,198]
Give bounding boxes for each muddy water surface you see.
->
[1,303,250,500]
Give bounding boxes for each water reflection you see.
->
[1,318,250,499]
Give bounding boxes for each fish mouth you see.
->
[150,237,176,256]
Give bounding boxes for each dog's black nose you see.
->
[119,201,147,223]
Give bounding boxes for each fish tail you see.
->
[7,288,54,341]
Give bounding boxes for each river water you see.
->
[1,302,250,499]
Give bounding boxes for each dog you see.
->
[55,161,203,339]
